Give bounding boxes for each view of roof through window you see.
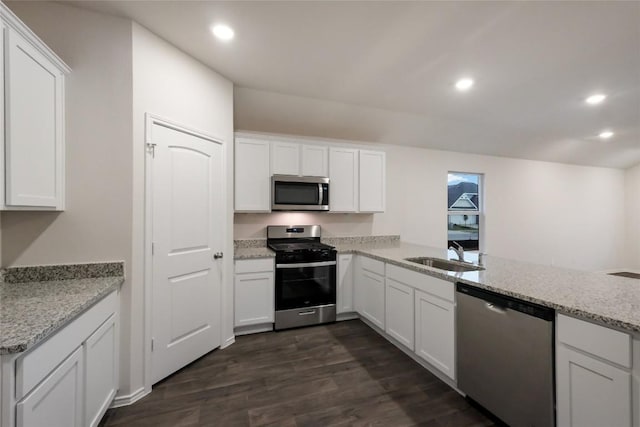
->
[448,173,481,251]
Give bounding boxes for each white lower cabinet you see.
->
[234,258,274,328]
[354,257,385,330]
[84,314,118,427]
[557,345,631,427]
[384,278,414,350]
[414,289,456,381]
[556,314,633,427]
[354,259,456,381]
[16,347,83,427]
[4,290,119,427]
[359,270,385,329]
[337,254,354,314]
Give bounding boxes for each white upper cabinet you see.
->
[1,4,70,210]
[235,137,271,212]
[271,141,300,176]
[359,150,385,213]
[301,144,328,177]
[234,133,385,213]
[271,141,328,177]
[329,147,358,212]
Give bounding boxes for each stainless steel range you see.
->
[267,225,337,330]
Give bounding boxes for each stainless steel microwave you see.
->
[272,175,329,211]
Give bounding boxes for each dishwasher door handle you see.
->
[485,302,508,314]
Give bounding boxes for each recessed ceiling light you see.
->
[455,78,474,91]
[211,24,234,41]
[599,130,614,139]
[585,94,606,105]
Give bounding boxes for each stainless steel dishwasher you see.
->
[456,283,555,427]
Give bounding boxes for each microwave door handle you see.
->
[318,183,323,205]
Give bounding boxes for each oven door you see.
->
[275,261,336,311]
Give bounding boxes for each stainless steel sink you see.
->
[404,257,484,272]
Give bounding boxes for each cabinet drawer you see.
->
[360,256,385,276]
[235,258,274,274]
[16,291,117,400]
[387,264,454,302]
[557,314,631,368]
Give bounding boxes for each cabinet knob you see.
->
[213,252,224,260]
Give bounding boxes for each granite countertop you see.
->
[232,237,640,333]
[0,263,124,355]
[338,241,640,334]
[234,247,275,259]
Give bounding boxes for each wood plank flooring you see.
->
[99,320,496,426]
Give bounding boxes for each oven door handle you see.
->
[276,261,337,268]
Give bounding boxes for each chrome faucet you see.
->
[449,241,465,262]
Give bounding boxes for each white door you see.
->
[5,26,64,209]
[17,347,83,427]
[329,147,358,212]
[361,270,385,329]
[385,278,414,350]
[415,289,456,380]
[359,150,385,213]
[556,345,631,427]
[150,121,224,384]
[271,141,300,175]
[337,254,354,314]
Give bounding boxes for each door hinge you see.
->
[151,242,155,256]
[147,142,157,158]
[151,338,155,352]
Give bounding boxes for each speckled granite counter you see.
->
[233,235,400,260]
[0,262,124,354]
[336,241,640,333]
[234,247,275,259]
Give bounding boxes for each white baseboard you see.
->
[110,387,149,408]
[337,312,359,321]
[221,335,236,349]
[234,323,273,336]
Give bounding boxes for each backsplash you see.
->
[1,261,125,283]
[321,235,400,246]
[233,239,267,249]
[234,235,400,249]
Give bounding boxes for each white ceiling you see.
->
[68,1,640,169]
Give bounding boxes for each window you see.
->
[448,172,482,251]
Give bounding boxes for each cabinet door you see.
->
[415,289,455,380]
[85,314,118,427]
[16,347,83,427]
[235,272,275,326]
[235,138,271,211]
[359,150,385,212]
[557,345,631,427]
[329,147,358,212]
[271,141,300,176]
[301,145,328,177]
[337,254,354,314]
[5,27,64,209]
[360,270,385,330]
[385,278,414,350]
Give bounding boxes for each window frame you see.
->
[447,171,484,252]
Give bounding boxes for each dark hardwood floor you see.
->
[100,320,495,426]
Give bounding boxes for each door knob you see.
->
[213,252,224,260]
